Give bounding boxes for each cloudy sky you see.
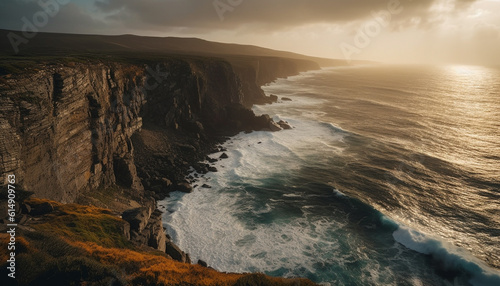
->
[1,0,500,65]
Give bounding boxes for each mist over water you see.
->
[161,65,500,285]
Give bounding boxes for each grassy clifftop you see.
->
[0,198,317,285]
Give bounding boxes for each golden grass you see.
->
[71,241,245,286]
[0,234,32,262]
[2,198,318,285]
[24,198,131,248]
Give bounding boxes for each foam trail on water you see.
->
[393,225,500,286]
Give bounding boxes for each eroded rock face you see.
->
[121,206,191,260]
[0,63,145,202]
[0,58,310,206]
[122,207,168,252]
[122,207,150,233]
[0,59,271,202]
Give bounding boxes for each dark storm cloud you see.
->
[94,0,437,31]
[0,0,106,34]
[0,0,480,34]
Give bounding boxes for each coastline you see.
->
[0,49,327,284]
[161,66,500,285]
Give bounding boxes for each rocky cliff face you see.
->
[230,57,320,106]
[0,56,315,203]
[0,63,145,202]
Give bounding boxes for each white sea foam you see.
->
[159,93,349,277]
[392,225,500,286]
[332,188,346,197]
[159,66,500,284]
[161,188,346,275]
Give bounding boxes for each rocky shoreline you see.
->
[0,52,323,282]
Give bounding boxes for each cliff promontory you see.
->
[0,30,330,285]
[0,55,318,203]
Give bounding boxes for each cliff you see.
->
[0,45,320,284]
[1,55,314,203]
[227,55,319,106]
[1,61,145,203]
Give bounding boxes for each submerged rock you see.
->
[269,94,279,102]
[269,121,282,132]
[278,120,292,130]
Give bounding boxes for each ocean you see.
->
[160,65,500,285]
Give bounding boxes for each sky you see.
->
[1,0,500,65]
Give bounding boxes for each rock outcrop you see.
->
[122,206,169,253]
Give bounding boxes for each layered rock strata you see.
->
[0,56,317,256]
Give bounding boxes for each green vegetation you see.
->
[26,198,132,249]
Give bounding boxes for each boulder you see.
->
[277,120,292,130]
[161,178,173,188]
[207,166,218,172]
[206,156,218,163]
[281,97,292,101]
[28,202,54,216]
[122,207,150,233]
[193,163,209,174]
[166,241,190,263]
[219,153,229,159]
[269,121,282,132]
[147,210,167,252]
[150,185,163,194]
[198,260,208,267]
[201,184,212,189]
[176,182,193,193]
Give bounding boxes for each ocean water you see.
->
[160,65,500,285]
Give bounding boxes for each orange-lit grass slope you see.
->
[0,198,317,285]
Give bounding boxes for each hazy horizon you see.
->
[1,0,500,65]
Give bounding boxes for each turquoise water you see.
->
[161,65,500,285]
